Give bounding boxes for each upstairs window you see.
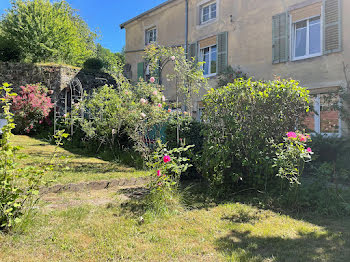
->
[200,44,217,76]
[293,16,321,60]
[145,27,157,45]
[201,2,216,24]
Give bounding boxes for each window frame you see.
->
[200,2,217,25]
[199,44,217,77]
[145,27,157,46]
[291,14,323,61]
[310,93,342,137]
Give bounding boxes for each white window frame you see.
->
[291,14,323,61]
[311,93,342,137]
[199,44,217,77]
[145,27,157,46]
[200,2,217,24]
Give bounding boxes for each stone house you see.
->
[120,0,347,136]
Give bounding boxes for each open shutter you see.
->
[188,43,197,62]
[217,31,228,74]
[323,0,342,54]
[272,12,289,64]
[137,62,144,81]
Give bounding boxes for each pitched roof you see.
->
[120,0,178,29]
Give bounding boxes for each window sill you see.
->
[204,73,217,78]
[197,18,217,28]
[292,53,322,62]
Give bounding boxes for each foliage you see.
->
[0,83,68,232]
[10,84,54,134]
[95,44,124,74]
[273,131,313,185]
[74,77,169,161]
[201,78,311,192]
[145,140,193,216]
[83,57,104,71]
[217,65,249,88]
[0,0,97,66]
[144,44,208,115]
[0,35,21,62]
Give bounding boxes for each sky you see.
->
[0,0,168,53]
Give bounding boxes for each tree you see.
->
[95,44,125,73]
[0,0,97,66]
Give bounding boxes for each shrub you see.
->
[145,141,193,216]
[10,84,54,134]
[201,78,311,192]
[83,57,104,71]
[0,36,21,62]
[217,65,249,88]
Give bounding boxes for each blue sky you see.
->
[0,0,167,53]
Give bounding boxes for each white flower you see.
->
[141,112,146,118]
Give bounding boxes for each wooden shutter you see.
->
[217,31,228,74]
[323,0,342,54]
[188,43,197,61]
[137,62,144,81]
[272,12,289,64]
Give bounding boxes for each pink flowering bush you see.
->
[10,84,54,133]
[145,141,193,215]
[273,131,313,184]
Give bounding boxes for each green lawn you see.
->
[12,135,149,185]
[0,135,349,261]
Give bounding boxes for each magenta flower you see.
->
[157,170,161,177]
[298,134,307,142]
[158,103,162,108]
[163,155,171,163]
[306,147,312,153]
[287,132,297,139]
[150,77,155,83]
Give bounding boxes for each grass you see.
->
[12,135,149,185]
[0,188,349,261]
[1,135,349,261]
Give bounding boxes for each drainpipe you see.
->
[185,0,189,56]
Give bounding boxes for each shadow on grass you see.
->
[215,228,349,262]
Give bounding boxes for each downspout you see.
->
[185,0,189,56]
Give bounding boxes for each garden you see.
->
[0,0,350,261]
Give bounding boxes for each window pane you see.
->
[202,6,209,22]
[211,46,217,74]
[303,95,316,133]
[295,27,307,57]
[320,93,339,133]
[210,3,216,19]
[202,47,210,75]
[309,21,320,54]
[153,29,157,42]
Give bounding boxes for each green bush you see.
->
[0,36,21,62]
[83,57,104,71]
[201,78,311,192]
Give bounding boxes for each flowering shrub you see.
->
[274,131,313,184]
[201,78,311,192]
[10,84,54,133]
[146,141,193,215]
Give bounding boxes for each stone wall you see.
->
[0,62,117,94]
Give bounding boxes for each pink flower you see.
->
[298,134,307,142]
[140,98,147,104]
[306,147,312,153]
[171,56,176,61]
[152,90,158,96]
[167,108,172,113]
[183,111,188,115]
[48,90,54,95]
[157,170,161,177]
[287,132,297,139]
[63,114,67,118]
[150,77,155,83]
[163,155,171,163]
[158,103,162,108]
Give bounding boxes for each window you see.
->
[200,45,217,76]
[293,16,321,60]
[303,93,341,136]
[145,27,157,45]
[201,2,216,24]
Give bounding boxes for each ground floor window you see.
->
[200,44,217,76]
[303,93,341,136]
